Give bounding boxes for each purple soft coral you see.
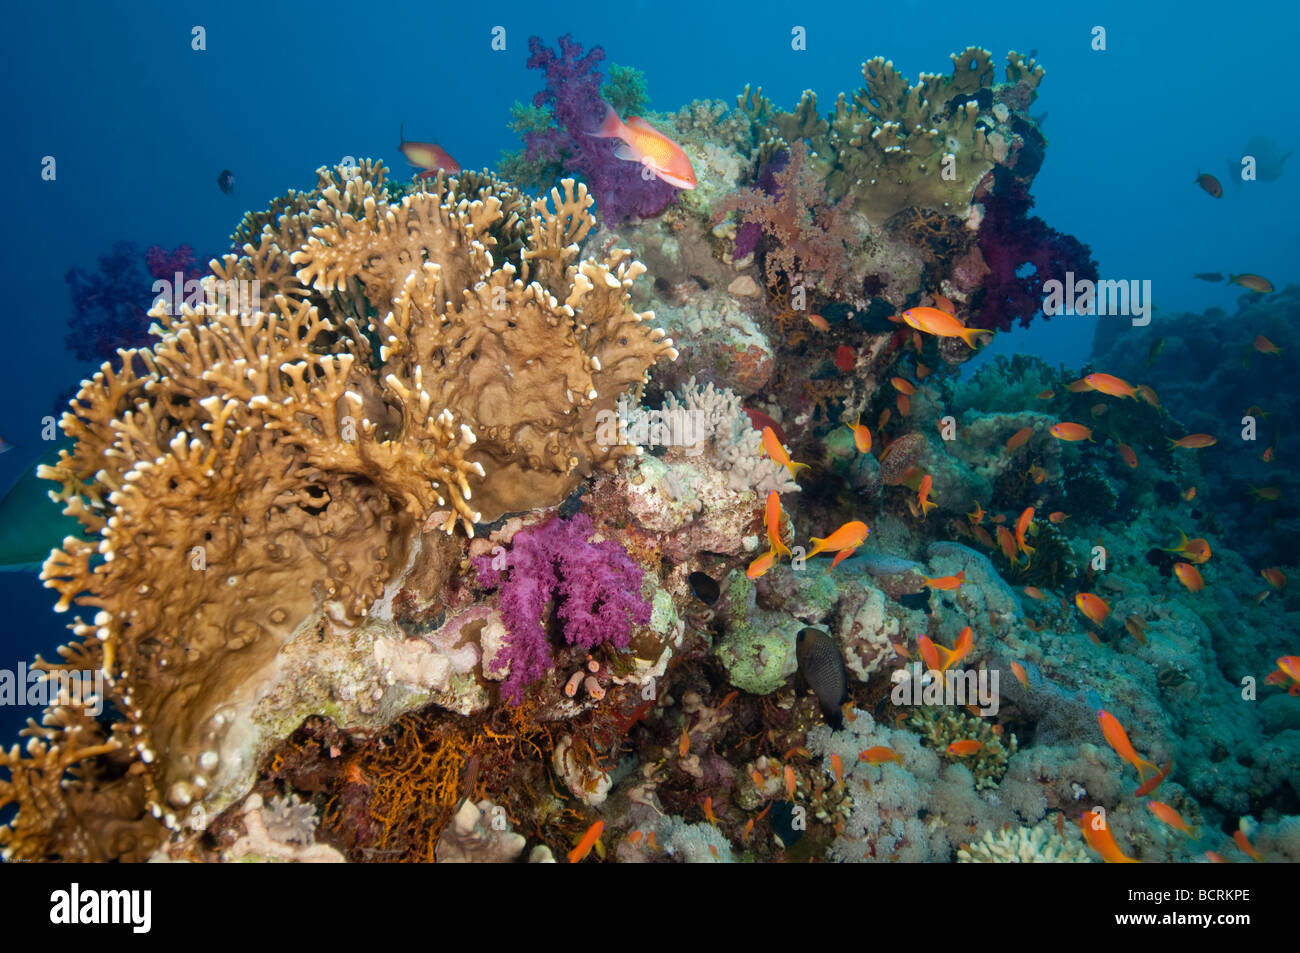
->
[524,35,677,223]
[474,513,651,704]
[974,169,1098,331]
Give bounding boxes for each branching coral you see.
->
[10,161,676,849]
[908,706,1017,789]
[957,817,1092,862]
[474,513,651,704]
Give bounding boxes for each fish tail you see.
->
[788,460,811,478]
[807,537,826,558]
[1135,758,1159,783]
[959,326,993,349]
[773,540,792,558]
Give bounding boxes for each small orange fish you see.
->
[1134,759,1173,797]
[1023,586,1047,600]
[848,416,872,454]
[807,313,830,332]
[916,362,932,379]
[784,765,796,799]
[709,843,719,860]
[1066,378,1093,393]
[1010,661,1030,690]
[1248,485,1281,502]
[1124,615,1148,646]
[1182,486,1197,501]
[1233,829,1262,861]
[1253,335,1282,356]
[1028,465,1047,485]
[1117,443,1138,468]
[967,502,986,525]
[1080,812,1138,863]
[1148,801,1193,836]
[1162,529,1210,564]
[1084,373,1138,399]
[751,769,765,788]
[807,521,870,559]
[922,569,967,591]
[568,820,605,863]
[1262,445,1275,463]
[1253,590,1272,606]
[891,377,916,396]
[1048,511,1069,524]
[1097,709,1159,782]
[1168,433,1216,449]
[877,408,892,431]
[742,818,754,840]
[1050,422,1093,442]
[765,490,791,558]
[920,627,973,673]
[930,293,956,315]
[1075,592,1111,626]
[859,746,902,765]
[1194,172,1223,198]
[1228,273,1273,294]
[946,739,983,757]
[1135,384,1160,408]
[703,796,717,826]
[761,426,810,478]
[830,753,844,785]
[1015,507,1035,557]
[717,690,739,710]
[1174,562,1205,593]
[679,724,690,758]
[1261,567,1288,589]
[901,306,992,348]
[746,548,777,580]
[972,524,994,548]
[591,104,697,190]
[783,746,811,760]
[1205,851,1229,863]
[917,474,937,520]
[891,641,911,659]
[996,525,1018,564]
[399,121,461,176]
[1036,389,1055,400]
[627,830,643,844]
[647,831,659,851]
[1005,427,1033,454]
[896,393,911,417]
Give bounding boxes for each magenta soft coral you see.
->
[474,513,651,704]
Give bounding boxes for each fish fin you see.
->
[613,142,640,161]
[588,101,625,139]
[959,326,993,349]
[788,460,811,478]
[625,116,656,131]
[399,120,406,146]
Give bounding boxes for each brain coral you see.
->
[13,161,676,844]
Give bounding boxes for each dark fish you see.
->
[769,800,803,848]
[897,590,930,612]
[1144,336,1167,367]
[1194,172,1222,198]
[217,169,235,195]
[1193,272,1224,282]
[796,627,848,730]
[687,571,719,605]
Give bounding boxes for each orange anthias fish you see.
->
[807,313,830,332]
[807,521,870,560]
[967,502,986,525]
[922,569,967,591]
[679,724,690,758]
[1233,829,1263,861]
[1011,661,1030,689]
[1080,812,1138,863]
[1169,434,1216,449]
[1097,709,1159,781]
[1162,529,1210,564]
[1194,172,1223,197]
[568,820,605,863]
[761,426,810,479]
[996,525,1019,564]
[1135,384,1160,408]
[1228,273,1274,294]
[399,122,461,177]
[1023,586,1047,601]
[930,292,956,314]
[946,740,983,757]
[859,746,902,765]
[891,377,917,396]
[1134,759,1173,797]
[1050,422,1093,442]
[900,306,993,349]
[847,416,872,454]
[830,753,844,785]
[917,474,937,520]
[1084,373,1138,399]
[591,103,697,189]
[1036,389,1055,400]
[1117,443,1138,468]
[1075,592,1111,626]
[1028,464,1048,485]
[1148,801,1194,836]
[919,627,974,673]
[765,490,791,558]
[1261,567,1288,589]
[783,765,797,799]
[1004,426,1033,454]
[1182,486,1197,501]
[1174,562,1205,593]
[746,548,777,580]
[1048,511,1069,523]
[1124,615,1148,646]
[703,796,718,825]
[1015,507,1035,557]
[1254,335,1282,356]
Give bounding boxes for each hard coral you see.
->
[523,35,678,223]
[475,513,651,704]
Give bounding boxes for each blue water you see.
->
[0,0,1294,746]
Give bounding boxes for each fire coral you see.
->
[474,513,651,704]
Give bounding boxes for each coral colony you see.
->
[3,36,1297,866]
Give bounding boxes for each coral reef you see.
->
[957,817,1092,862]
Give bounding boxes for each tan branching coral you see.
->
[908,706,1016,790]
[7,161,676,850]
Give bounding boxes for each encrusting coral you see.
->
[13,160,676,843]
